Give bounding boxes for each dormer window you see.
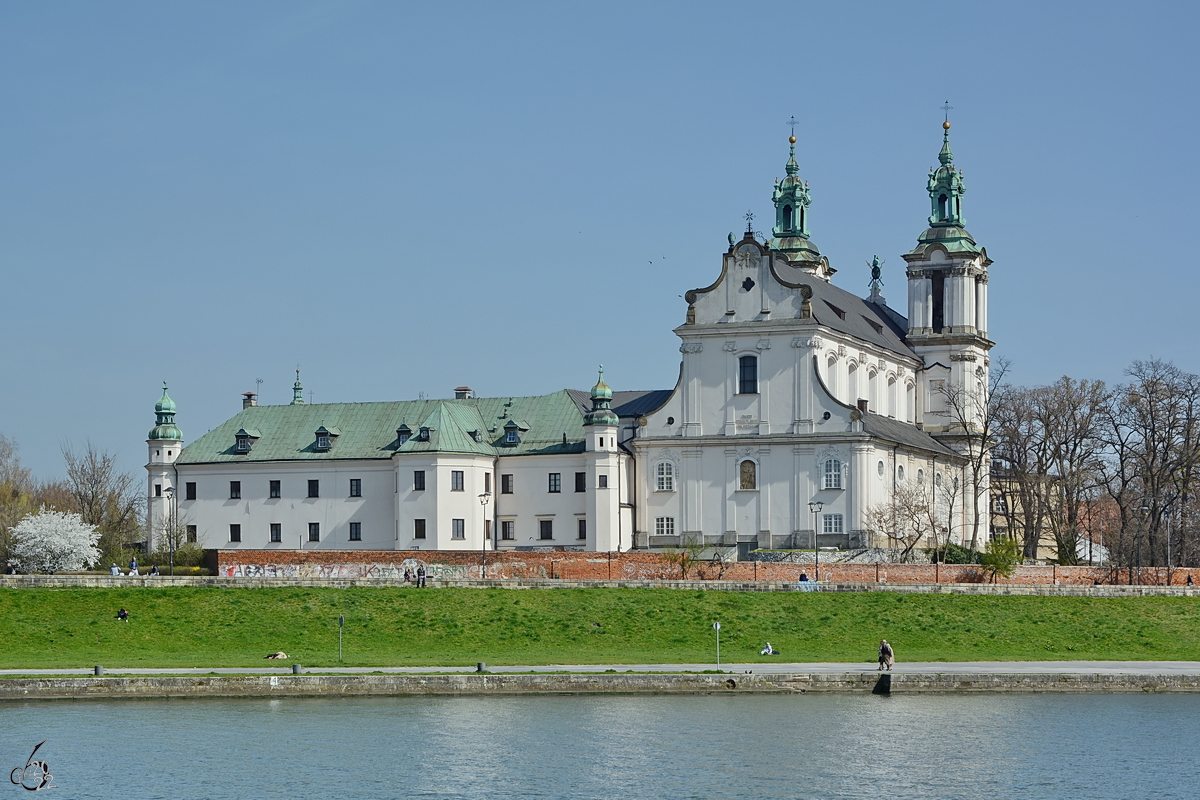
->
[471,430,482,443]
[505,429,518,443]
[418,427,430,442]
[233,428,260,454]
[397,424,411,445]
[313,425,341,452]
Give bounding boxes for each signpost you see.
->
[713,621,721,668]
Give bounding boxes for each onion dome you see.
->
[148,382,183,441]
[583,366,619,427]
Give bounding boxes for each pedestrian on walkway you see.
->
[878,639,894,671]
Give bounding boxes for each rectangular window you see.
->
[539,520,554,540]
[598,474,608,488]
[155,484,162,497]
[548,473,561,493]
[229,524,241,543]
[578,519,587,540]
[656,462,674,492]
[270,523,281,543]
[185,482,196,501]
[501,474,513,494]
[739,355,758,394]
[307,480,319,498]
[484,473,491,493]
[823,459,842,490]
[349,522,362,541]
[823,514,844,535]
[451,471,464,492]
[269,480,281,499]
[186,524,197,543]
[452,518,465,539]
[230,481,241,499]
[575,472,586,492]
[414,519,426,539]
[308,522,320,542]
[414,471,426,491]
[655,516,675,537]
[349,479,362,497]
[501,520,515,540]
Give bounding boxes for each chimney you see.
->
[454,386,473,400]
[857,398,869,413]
[242,392,258,409]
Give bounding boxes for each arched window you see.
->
[917,468,925,484]
[826,354,838,394]
[868,369,879,412]
[823,459,842,489]
[799,207,806,230]
[739,460,756,490]
[888,376,898,419]
[938,194,948,220]
[783,204,793,229]
[738,355,758,394]
[656,462,675,492]
[848,362,859,405]
[897,464,906,482]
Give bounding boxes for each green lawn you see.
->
[2,587,1199,669]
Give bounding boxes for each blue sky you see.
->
[1,0,1197,480]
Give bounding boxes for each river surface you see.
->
[2,694,1196,799]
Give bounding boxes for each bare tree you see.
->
[62,443,142,558]
[864,482,938,562]
[933,358,1010,552]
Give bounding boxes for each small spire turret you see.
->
[768,130,822,267]
[583,366,619,427]
[291,369,306,405]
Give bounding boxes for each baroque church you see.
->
[146,122,992,555]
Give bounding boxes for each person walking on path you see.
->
[878,639,895,671]
[417,564,426,588]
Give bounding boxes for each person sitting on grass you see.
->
[264,652,288,659]
[760,642,780,656]
[116,608,129,622]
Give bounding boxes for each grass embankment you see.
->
[2,587,1199,669]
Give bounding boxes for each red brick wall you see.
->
[213,550,1199,585]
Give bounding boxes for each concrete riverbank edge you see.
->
[4,672,1200,700]
[4,575,1199,597]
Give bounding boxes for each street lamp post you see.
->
[479,491,492,579]
[808,500,824,582]
[163,486,176,577]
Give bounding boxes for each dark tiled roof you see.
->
[565,389,673,420]
[805,278,914,359]
[861,412,957,457]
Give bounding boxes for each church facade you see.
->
[146,123,993,555]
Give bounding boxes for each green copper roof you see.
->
[291,370,305,405]
[583,366,619,427]
[907,122,981,258]
[177,390,596,464]
[768,136,821,264]
[148,382,183,441]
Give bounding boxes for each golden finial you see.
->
[943,120,951,130]
[789,135,797,144]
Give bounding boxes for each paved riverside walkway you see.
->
[4,661,1200,676]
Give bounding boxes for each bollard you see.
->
[94,665,104,676]
[292,664,302,675]
[477,662,486,673]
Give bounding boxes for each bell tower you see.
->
[903,119,993,433]
[146,383,183,552]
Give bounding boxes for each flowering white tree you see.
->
[11,508,101,573]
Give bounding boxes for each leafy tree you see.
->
[980,536,1022,583]
[11,508,101,573]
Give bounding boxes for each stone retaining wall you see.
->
[210,549,1199,587]
[3,575,1199,597]
[3,672,1199,700]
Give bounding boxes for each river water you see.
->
[2,694,1196,799]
